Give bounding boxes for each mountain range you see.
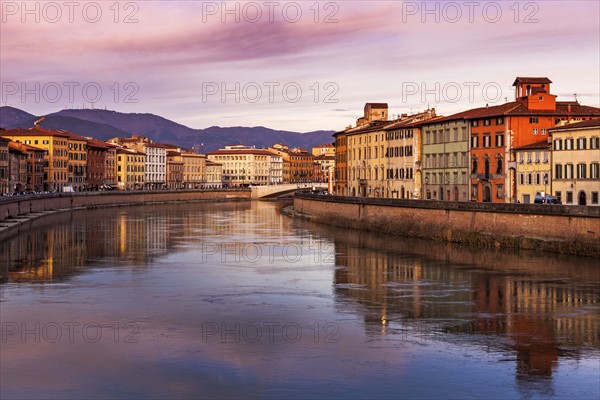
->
[0,106,336,152]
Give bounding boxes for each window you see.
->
[591,137,600,149]
[592,192,599,205]
[530,117,539,123]
[577,138,587,150]
[484,119,491,126]
[566,191,573,204]
[541,129,547,135]
[527,173,532,185]
[472,158,478,174]
[543,151,549,163]
[472,120,478,127]
[565,138,574,150]
[496,184,503,198]
[577,164,587,179]
[496,117,504,125]
[533,129,538,135]
[553,139,561,150]
[565,164,574,179]
[496,134,504,147]
[554,164,562,179]
[461,127,467,141]
[471,135,479,148]
[519,173,525,185]
[483,135,491,147]
[591,163,599,179]
[555,191,561,201]
[496,157,503,174]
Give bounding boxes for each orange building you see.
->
[465,77,600,202]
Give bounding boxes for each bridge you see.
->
[250,183,327,199]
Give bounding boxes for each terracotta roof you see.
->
[206,160,223,166]
[208,149,274,156]
[549,118,600,131]
[8,142,27,154]
[314,154,335,161]
[86,138,109,149]
[56,129,87,141]
[421,101,600,124]
[346,120,390,135]
[514,140,551,151]
[116,147,145,155]
[512,77,552,86]
[313,143,334,148]
[1,127,70,138]
[366,103,388,108]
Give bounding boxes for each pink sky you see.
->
[1,1,599,131]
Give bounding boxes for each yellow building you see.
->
[550,119,600,206]
[181,153,206,189]
[312,143,335,157]
[208,146,272,186]
[61,130,88,191]
[2,127,69,192]
[116,148,145,190]
[514,141,551,204]
[205,160,223,188]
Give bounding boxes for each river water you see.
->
[1,201,598,399]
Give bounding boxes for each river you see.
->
[1,201,598,399]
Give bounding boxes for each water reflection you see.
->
[324,225,599,396]
[0,202,598,399]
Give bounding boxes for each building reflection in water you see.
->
[320,224,599,396]
[0,203,237,283]
[0,201,597,398]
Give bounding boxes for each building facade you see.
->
[208,146,272,186]
[550,119,600,206]
[514,141,551,204]
[116,148,145,190]
[166,151,184,189]
[2,127,70,192]
[205,160,223,188]
[181,153,206,189]
[421,117,470,201]
[0,136,9,194]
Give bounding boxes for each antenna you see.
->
[573,93,578,102]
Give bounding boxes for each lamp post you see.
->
[423,175,429,199]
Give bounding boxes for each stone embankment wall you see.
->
[293,194,600,257]
[0,190,251,242]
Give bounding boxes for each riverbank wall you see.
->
[292,194,600,257]
[0,190,251,242]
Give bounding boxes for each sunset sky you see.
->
[1,0,599,131]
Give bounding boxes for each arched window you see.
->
[484,157,490,179]
[472,157,478,174]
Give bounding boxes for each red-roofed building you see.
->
[0,136,9,194]
[2,127,70,191]
[463,77,600,203]
[86,138,109,190]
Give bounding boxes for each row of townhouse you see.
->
[0,126,218,193]
[333,77,600,205]
[1,127,335,194]
[206,144,330,186]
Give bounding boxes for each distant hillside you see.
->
[0,106,36,127]
[0,107,335,151]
